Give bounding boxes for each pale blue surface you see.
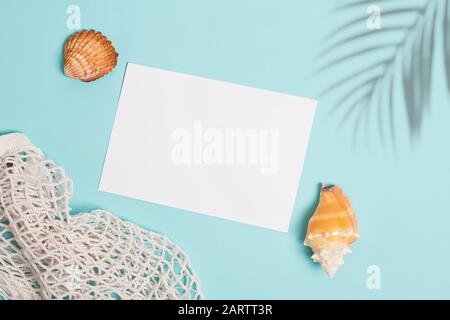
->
[1,0,450,299]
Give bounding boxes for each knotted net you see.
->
[0,133,202,300]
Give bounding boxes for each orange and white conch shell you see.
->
[304,185,359,279]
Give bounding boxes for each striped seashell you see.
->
[304,185,359,279]
[64,30,118,82]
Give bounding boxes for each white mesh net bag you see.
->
[0,133,202,300]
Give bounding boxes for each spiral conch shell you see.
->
[64,30,118,82]
[304,185,359,279]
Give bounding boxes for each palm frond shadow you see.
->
[319,0,449,146]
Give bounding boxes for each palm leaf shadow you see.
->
[445,0,450,92]
[318,0,448,145]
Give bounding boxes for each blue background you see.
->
[1,0,450,299]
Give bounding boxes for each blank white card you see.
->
[100,63,317,232]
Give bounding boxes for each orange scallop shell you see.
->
[64,30,118,82]
[305,185,359,250]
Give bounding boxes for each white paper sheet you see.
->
[100,63,317,232]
